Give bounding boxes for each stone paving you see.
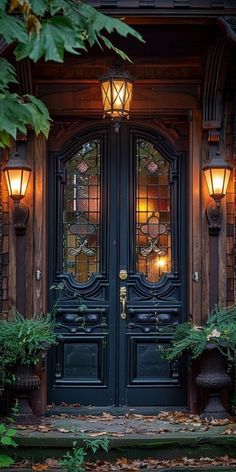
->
[11,408,236,465]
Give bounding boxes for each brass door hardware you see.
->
[119,269,128,280]
[120,286,127,320]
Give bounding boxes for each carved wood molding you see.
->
[202,34,230,131]
[218,16,236,45]
[88,0,236,10]
[16,59,33,96]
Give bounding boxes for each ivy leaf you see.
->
[0,454,15,467]
[0,131,10,148]
[0,424,6,434]
[15,16,84,62]
[0,1,8,12]
[49,0,69,16]
[6,428,17,437]
[0,59,18,91]
[29,0,49,16]
[98,35,131,62]
[0,92,51,147]
[0,11,27,44]
[77,2,144,42]
[23,100,51,137]
[1,436,17,447]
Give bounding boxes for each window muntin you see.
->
[63,140,101,283]
[136,138,171,282]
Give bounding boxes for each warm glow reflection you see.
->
[4,168,31,199]
[156,257,167,268]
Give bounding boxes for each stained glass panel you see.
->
[63,140,101,283]
[136,139,171,282]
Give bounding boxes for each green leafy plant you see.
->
[0,0,143,147]
[60,436,109,472]
[165,305,236,361]
[0,421,17,468]
[0,311,57,381]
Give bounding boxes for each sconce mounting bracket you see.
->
[206,200,222,236]
[13,202,29,236]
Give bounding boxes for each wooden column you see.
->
[24,134,48,415]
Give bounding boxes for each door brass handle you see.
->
[120,286,127,320]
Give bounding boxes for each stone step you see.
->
[7,429,236,463]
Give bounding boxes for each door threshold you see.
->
[46,405,189,417]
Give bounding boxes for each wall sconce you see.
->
[203,152,232,235]
[3,152,32,235]
[99,67,134,133]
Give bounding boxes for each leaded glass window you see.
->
[63,140,101,283]
[136,138,171,282]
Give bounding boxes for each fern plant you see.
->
[165,305,236,361]
[0,311,57,382]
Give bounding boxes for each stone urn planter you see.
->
[9,364,40,424]
[196,344,231,420]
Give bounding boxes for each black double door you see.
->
[48,123,187,407]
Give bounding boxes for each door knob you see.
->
[120,286,127,320]
[119,269,128,280]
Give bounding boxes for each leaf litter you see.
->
[13,455,236,470]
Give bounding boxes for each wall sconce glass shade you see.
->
[203,153,232,202]
[4,153,31,203]
[100,69,134,119]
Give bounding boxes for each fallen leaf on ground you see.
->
[57,428,71,433]
[88,431,108,437]
[32,464,48,471]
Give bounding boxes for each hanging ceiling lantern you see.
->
[100,68,134,120]
[3,152,32,205]
[203,152,232,203]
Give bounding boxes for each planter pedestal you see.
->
[196,345,231,420]
[9,365,40,424]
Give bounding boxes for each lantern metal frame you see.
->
[203,152,232,235]
[3,152,32,235]
[99,67,134,132]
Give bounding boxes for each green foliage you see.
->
[60,436,109,472]
[0,58,51,147]
[0,311,57,380]
[0,421,17,468]
[0,0,143,147]
[4,0,143,63]
[165,305,236,361]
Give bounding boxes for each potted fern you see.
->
[165,305,236,419]
[0,311,56,424]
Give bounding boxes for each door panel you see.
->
[48,124,187,406]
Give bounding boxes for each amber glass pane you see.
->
[136,139,171,282]
[63,140,101,283]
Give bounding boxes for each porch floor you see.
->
[6,408,236,470]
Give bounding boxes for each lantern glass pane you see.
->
[112,80,126,115]
[4,170,12,195]
[203,169,213,196]
[124,82,133,112]
[211,168,225,195]
[223,168,231,195]
[101,81,112,113]
[5,169,23,196]
[21,169,31,196]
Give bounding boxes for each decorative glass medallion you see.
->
[136,139,171,282]
[146,160,159,175]
[63,139,101,283]
[77,160,89,174]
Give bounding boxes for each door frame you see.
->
[24,96,201,410]
[47,120,190,406]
